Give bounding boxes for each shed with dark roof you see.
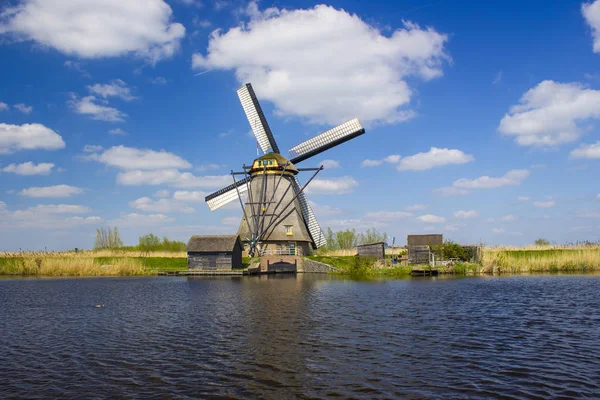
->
[186,235,243,270]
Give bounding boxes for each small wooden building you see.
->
[407,234,443,264]
[357,242,386,260]
[186,235,243,270]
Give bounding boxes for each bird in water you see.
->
[95,302,106,308]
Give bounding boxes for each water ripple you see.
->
[1,275,599,399]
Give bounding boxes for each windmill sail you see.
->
[205,177,249,211]
[289,118,365,164]
[292,177,326,248]
[237,83,280,154]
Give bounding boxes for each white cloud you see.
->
[108,128,128,135]
[70,95,126,122]
[570,141,600,159]
[25,204,91,214]
[108,213,174,228]
[0,102,8,111]
[19,184,83,198]
[129,197,196,213]
[87,79,135,101]
[319,159,340,169]
[398,147,474,171]
[405,204,426,211]
[361,159,383,167]
[0,0,185,64]
[308,200,342,217]
[197,163,223,172]
[305,176,358,195]
[154,189,170,198]
[493,71,503,85]
[499,80,600,146]
[83,144,103,153]
[172,190,208,202]
[534,200,556,208]
[93,145,191,170]
[361,154,400,167]
[583,0,600,53]
[453,210,478,219]
[417,214,446,223]
[14,103,32,114]
[597,193,600,199]
[117,169,231,188]
[444,224,464,232]
[0,123,65,154]
[64,60,91,78]
[492,227,505,234]
[452,169,529,190]
[150,76,168,85]
[501,214,518,221]
[433,187,469,196]
[193,3,449,125]
[2,162,54,175]
[0,202,100,230]
[517,196,529,202]
[365,211,413,220]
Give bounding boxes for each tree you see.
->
[359,228,387,245]
[534,238,550,247]
[336,229,360,249]
[94,227,123,249]
[139,233,161,252]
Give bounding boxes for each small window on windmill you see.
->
[285,225,293,236]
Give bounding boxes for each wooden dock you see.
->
[410,268,439,277]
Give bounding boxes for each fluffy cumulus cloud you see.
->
[319,159,340,169]
[2,161,54,175]
[91,145,191,170]
[417,214,446,223]
[452,169,530,190]
[583,0,600,53]
[498,81,600,146]
[19,184,83,198]
[172,190,207,202]
[308,200,342,217]
[397,147,474,171]
[69,95,126,122]
[361,154,401,167]
[87,79,135,101]
[453,210,478,219]
[570,141,600,158]
[0,202,100,230]
[117,169,231,188]
[193,3,449,125]
[0,0,185,63]
[0,102,8,111]
[0,123,65,154]
[306,176,358,195]
[108,128,127,135]
[433,187,469,197]
[129,197,196,213]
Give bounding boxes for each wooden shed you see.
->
[186,235,243,270]
[407,234,443,264]
[356,242,386,260]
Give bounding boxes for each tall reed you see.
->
[482,246,600,273]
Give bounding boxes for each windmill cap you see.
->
[251,152,299,174]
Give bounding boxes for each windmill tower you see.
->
[205,83,365,256]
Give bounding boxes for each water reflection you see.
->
[1,275,599,399]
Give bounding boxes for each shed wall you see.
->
[357,243,385,259]
[188,252,233,270]
[407,234,443,246]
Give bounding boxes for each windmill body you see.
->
[204,83,366,257]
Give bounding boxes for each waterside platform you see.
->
[410,268,440,277]
[158,270,247,276]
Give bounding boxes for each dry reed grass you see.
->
[482,246,600,273]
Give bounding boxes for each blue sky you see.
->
[1,0,600,251]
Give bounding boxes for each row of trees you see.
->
[93,227,185,252]
[321,228,388,250]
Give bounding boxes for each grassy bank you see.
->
[482,246,600,273]
[0,252,188,276]
[307,255,412,278]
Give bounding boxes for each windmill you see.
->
[204,83,365,257]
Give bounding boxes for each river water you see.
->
[1,274,599,399]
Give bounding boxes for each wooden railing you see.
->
[260,248,302,256]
